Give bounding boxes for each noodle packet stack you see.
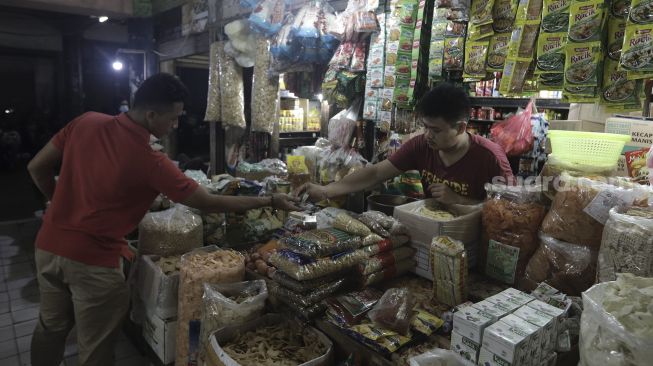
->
[430,236,468,306]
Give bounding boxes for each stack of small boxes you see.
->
[451,288,565,366]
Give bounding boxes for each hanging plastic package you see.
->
[251,38,279,134]
[204,41,222,122]
[249,0,286,36]
[219,51,246,128]
[490,99,534,156]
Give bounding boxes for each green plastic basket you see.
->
[547,130,631,167]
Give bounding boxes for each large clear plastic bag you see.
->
[333,212,372,236]
[328,101,360,147]
[281,227,363,258]
[579,274,653,366]
[318,147,367,185]
[204,41,222,122]
[269,248,368,281]
[176,246,245,366]
[490,100,534,156]
[482,184,547,285]
[519,233,597,296]
[251,38,279,134]
[359,246,416,275]
[199,280,267,361]
[368,287,415,336]
[598,207,653,282]
[539,154,617,201]
[138,205,203,257]
[219,50,246,128]
[409,349,465,366]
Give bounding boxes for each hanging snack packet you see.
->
[467,22,495,41]
[542,0,572,33]
[565,42,601,87]
[493,0,518,32]
[444,36,465,70]
[536,32,567,73]
[610,0,631,18]
[463,40,491,79]
[516,0,544,22]
[621,24,653,74]
[471,0,495,26]
[508,20,541,58]
[607,16,626,61]
[500,57,532,95]
[601,58,641,110]
[487,33,511,71]
[568,0,605,43]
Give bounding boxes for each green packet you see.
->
[492,0,518,33]
[516,0,544,23]
[464,40,490,79]
[607,16,626,61]
[507,20,540,58]
[536,32,567,73]
[499,57,532,95]
[564,86,597,96]
[444,36,465,70]
[468,22,494,41]
[629,0,653,24]
[562,91,598,103]
[542,0,572,33]
[537,72,564,89]
[601,58,641,106]
[564,41,601,87]
[472,0,495,26]
[487,32,511,71]
[621,23,653,73]
[568,0,605,43]
[609,0,630,18]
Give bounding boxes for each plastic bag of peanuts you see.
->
[175,246,245,366]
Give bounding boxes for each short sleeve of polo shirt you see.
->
[51,114,86,151]
[388,136,421,172]
[147,154,200,203]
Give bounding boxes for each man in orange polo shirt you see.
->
[27,73,299,366]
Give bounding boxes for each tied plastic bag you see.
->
[281,227,363,258]
[368,287,416,336]
[204,41,222,122]
[490,100,534,156]
[219,50,246,128]
[138,205,203,257]
[409,349,466,366]
[251,38,279,134]
[482,184,547,285]
[519,233,597,296]
[269,249,368,281]
[248,0,286,36]
[328,102,360,147]
[199,280,267,361]
[597,207,653,282]
[539,154,617,201]
[579,274,653,366]
[334,212,372,236]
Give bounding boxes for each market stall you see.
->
[129,0,653,365]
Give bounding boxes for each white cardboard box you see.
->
[605,117,653,151]
[479,346,515,366]
[501,313,542,364]
[486,294,522,314]
[138,255,179,320]
[514,305,556,355]
[482,320,531,365]
[527,300,565,352]
[450,331,482,365]
[453,306,495,343]
[500,288,535,307]
[473,300,510,322]
[142,310,177,365]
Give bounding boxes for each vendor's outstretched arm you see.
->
[182,186,300,213]
[298,160,402,202]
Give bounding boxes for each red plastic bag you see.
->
[490,101,534,157]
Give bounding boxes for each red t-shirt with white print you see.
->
[388,133,513,200]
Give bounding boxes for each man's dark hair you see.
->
[415,83,471,127]
[133,73,189,112]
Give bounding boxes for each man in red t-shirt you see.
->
[300,84,513,204]
[27,73,298,366]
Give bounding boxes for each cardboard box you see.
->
[473,300,510,322]
[501,313,541,364]
[453,306,495,343]
[549,120,605,132]
[500,288,535,307]
[527,300,565,351]
[142,310,177,365]
[486,294,522,314]
[138,255,179,320]
[605,117,653,152]
[393,199,482,246]
[479,346,515,366]
[514,305,556,355]
[482,320,532,366]
[451,331,482,365]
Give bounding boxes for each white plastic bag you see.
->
[138,205,203,257]
[579,275,653,366]
[409,348,465,366]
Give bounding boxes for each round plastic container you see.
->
[547,130,631,167]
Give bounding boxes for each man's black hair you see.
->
[415,83,471,127]
[133,73,190,112]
